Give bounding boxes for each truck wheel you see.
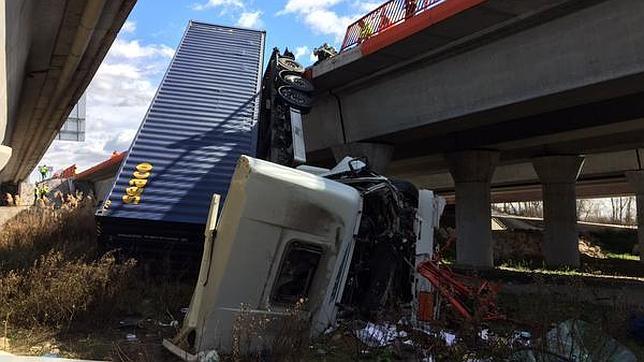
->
[279,71,314,93]
[277,86,312,111]
[277,57,304,73]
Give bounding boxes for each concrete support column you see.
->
[332,142,394,174]
[532,155,585,268]
[626,170,644,263]
[446,150,499,268]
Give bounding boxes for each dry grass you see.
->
[0,193,136,330]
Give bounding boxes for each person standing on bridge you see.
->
[378,8,392,31]
[405,0,418,19]
[358,18,374,43]
[38,164,49,181]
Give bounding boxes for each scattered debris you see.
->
[118,316,143,328]
[353,322,400,347]
[417,236,504,322]
[578,237,606,258]
[513,319,637,361]
[159,320,179,328]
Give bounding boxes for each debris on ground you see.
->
[512,319,638,362]
[578,238,606,258]
[417,235,504,322]
[353,322,400,347]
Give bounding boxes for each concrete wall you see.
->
[305,0,644,152]
[1,0,32,144]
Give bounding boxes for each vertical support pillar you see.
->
[332,142,394,174]
[532,155,585,268]
[446,150,499,268]
[626,170,644,263]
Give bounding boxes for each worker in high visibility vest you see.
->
[38,165,49,181]
[358,19,373,43]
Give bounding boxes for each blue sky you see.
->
[32,0,380,181]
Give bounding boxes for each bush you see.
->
[0,193,135,328]
[0,251,135,327]
[0,193,97,272]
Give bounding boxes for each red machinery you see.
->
[417,236,504,322]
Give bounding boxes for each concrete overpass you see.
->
[0,0,136,194]
[303,0,644,268]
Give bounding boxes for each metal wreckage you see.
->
[95,23,501,359]
[159,46,446,358]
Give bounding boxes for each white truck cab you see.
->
[164,155,443,359]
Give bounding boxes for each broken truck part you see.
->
[256,48,313,167]
[164,156,445,357]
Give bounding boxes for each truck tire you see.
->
[277,86,312,111]
[277,57,304,73]
[279,71,314,93]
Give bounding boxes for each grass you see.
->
[0,193,193,361]
[0,195,641,360]
[606,252,640,261]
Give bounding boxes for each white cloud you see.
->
[279,0,344,14]
[121,20,136,33]
[278,0,356,42]
[352,0,381,13]
[236,10,263,28]
[108,39,175,59]
[191,0,243,11]
[32,35,175,182]
[294,46,309,62]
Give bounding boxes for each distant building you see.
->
[57,94,86,142]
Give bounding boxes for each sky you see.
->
[31,0,382,181]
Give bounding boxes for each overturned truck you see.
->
[92,20,445,358]
[163,155,444,358]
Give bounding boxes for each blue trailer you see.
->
[96,21,265,256]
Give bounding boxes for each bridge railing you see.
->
[340,0,446,51]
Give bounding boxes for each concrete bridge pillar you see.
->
[446,150,499,268]
[532,155,585,268]
[332,142,394,174]
[626,170,644,263]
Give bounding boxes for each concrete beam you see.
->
[626,170,644,263]
[533,155,585,268]
[0,0,136,184]
[446,150,499,268]
[332,142,394,174]
[305,0,644,153]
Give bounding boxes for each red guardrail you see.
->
[340,0,446,51]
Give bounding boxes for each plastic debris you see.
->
[125,333,138,342]
[197,349,220,362]
[354,322,399,347]
[547,319,636,361]
[119,316,143,328]
[413,324,457,346]
[159,320,179,328]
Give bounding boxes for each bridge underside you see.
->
[0,0,136,185]
[303,0,644,267]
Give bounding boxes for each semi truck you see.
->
[95,21,444,357]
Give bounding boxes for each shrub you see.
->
[0,193,135,329]
[0,193,97,272]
